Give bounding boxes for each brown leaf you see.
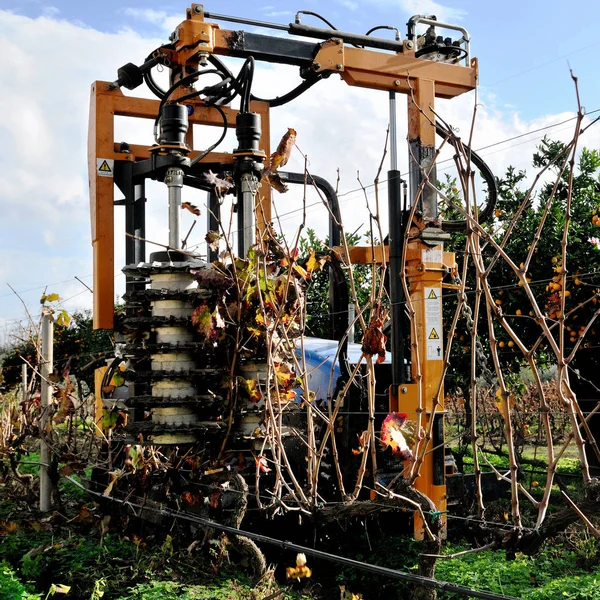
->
[270,128,296,170]
[205,230,221,251]
[265,170,289,193]
[361,318,387,362]
[182,202,200,216]
[209,488,222,509]
[242,378,262,403]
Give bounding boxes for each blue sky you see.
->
[1,0,600,338]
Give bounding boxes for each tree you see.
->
[1,310,113,392]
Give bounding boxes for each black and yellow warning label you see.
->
[427,289,438,300]
[428,328,440,340]
[96,158,114,178]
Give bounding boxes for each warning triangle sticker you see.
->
[428,328,440,340]
[98,160,112,173]
[427,289,438,300]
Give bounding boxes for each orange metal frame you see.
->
[88,3,478,538]
[88,83,270,329]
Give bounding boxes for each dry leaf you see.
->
[205,230,221,251]
[202,170,234,195]
[265,170,289,193]
[270,128,296,170]
[361,318,387,363]
[182,202,200,216]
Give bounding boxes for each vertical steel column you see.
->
[166,167,184,249]
[387,91,407,391]
[133,181,146,265]
[124,175,146,293]
[238,174,257,257]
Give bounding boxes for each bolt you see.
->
[193,5,203,14]
[406,40,414,50]
[335,38,342,45]
[312,63,321,71]
[401,386,408,394]
[394,79,401,86]
[336,63,343,70]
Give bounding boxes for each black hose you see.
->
[143,70,166,100]
[189,104,228,166]
[250,75,322,107]
[294,10,337,30]
[365,25,400,40]
[100,357,118,400]
[241,56,254,112]
[416,44,467,62]
[175,77,232,105]
[153,69,229,138]
[208,53,321,108]
[142,50,170,99]
[436,123,498,231]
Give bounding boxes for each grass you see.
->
[436,543,600,600]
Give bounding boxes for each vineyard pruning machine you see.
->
[89,4,497,540]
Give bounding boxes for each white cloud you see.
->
[1,10,598,329]
[42,6,60,17]
[122,8,166,24]
[121,8,181,34]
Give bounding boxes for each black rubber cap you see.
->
[117,63,143,90]
[149,251,189,263]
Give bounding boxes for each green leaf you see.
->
[55,309,71,327]
[111,372,124,387]
[48,583,71,595]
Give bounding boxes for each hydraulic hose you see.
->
[436,123,498,231]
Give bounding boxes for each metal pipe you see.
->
[133,182,146,264]
[389,91,398,172]
[277,171,342,247]
[289,23,405,53]
[40,311,53,513]
[165,167,184,249]
[204,11,289,32]
[277,171,345,342]
[347,303,356,343]
[387,169,406,390]
[237,173,256,257]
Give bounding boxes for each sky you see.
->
[1,0,600,341]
